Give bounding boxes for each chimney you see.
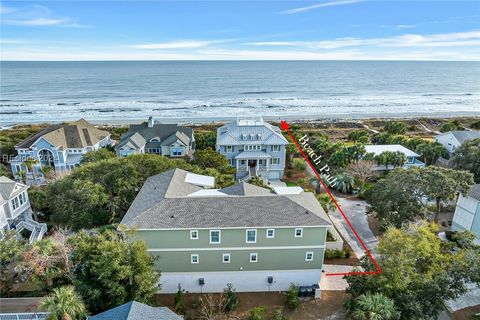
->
[148,116,154,128]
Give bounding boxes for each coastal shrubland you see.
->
[345,222,480,320]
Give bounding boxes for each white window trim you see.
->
[266,229,275,238]
[246,229,257,243]
[226,146,233,153]
[272,145,280,152]
[222,253,231,263]
[305,251,314,262]
[272,158,280,165]
[210,230,221,244]
[250,253,258,263]
[191,254,199,264]
[295,228,303,238]
[190,230,198,240]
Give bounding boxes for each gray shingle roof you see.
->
[450,130,480,144]
[219,182,273,196]
[468,184,480,201]
[0,176,28,202]
[15,119,110,149]
[116,123,193,150]
[125,195,330,229]
[122,169,203,224]
[89,301,182,320]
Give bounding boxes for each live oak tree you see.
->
[70,228,159,314]
[364,168,425,230]
[194,131,217,150]
[346,160,376,191]
[79,148,116,164]
[452,138,480,183]
[346,222,480,320]
[419,166,473,222]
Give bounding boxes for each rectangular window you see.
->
[223,253,231,263]
[12,197,19,210]
[190,230,198,240]
[240,160,246,165]
[272,145,280,152]
[19,193,24,205]
[246,229,257,243]
[272,158,280,165]
[228,158,234,166]
[226,146,233,153]
[250,253,258,263]
[305,252,314,261]
[295,228,303,238]
[266,229,275,238]
[191,254,199,264]
[245,145,261,151]
[210,230,221,244]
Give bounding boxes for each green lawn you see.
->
[285,181,298,187]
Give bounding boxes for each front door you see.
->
[248,160,257,168]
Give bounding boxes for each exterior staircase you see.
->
[16,219,47,243]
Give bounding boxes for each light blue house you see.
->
[216,118,288,181]
[9,119,112,183]
[452,184,480,244]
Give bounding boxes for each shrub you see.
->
[271,308,288,320]
[292,158,307,171]
[249,306,267,320]
[174,287,186,312]
[224,283,238,311]
[324,249,345,260]
[285,284,299,310]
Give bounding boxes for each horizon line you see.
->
[1,59,479,62]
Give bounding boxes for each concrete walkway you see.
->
[320,265,356,290]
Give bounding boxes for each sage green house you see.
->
[121,169,331,293]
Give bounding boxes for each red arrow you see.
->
[281,120,382,277]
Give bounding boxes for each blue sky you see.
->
[1,1,479,60]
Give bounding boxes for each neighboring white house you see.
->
[436,130,480,155]
[0,176,46,243]
[364,144,425,171]
[115,117,195,159]
[216,118,288,181]
[452,184,480,244]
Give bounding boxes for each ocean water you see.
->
[1,61,479,125]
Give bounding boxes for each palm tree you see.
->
[22,157,39,182]
[19,170,27,184]
[40,166,56,182]
[40,286,87,320]
[391,151,407,168]
[352,293,400,320]
[316,193,336,213]
[333,172,355,194]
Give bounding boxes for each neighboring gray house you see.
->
[452,184,480,244]
[436,130,480,154]
[116,117,194,158]
[0,176,46,242]
[364,144,425,171]
[216,118,288,181]
[9,119,112,183]
[89,301,182,320]
[121,168,331,294]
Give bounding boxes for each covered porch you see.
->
[235,151,271,176]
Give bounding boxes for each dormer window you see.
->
[250,134,255,140]
[242,134,247,140]
[258,134,262,139]
[150,137,161,142]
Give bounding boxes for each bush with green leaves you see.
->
[285,284,299,310]
[224,283,238,311]
[384,121,407,135]
[291,158,307,171]
[271,309,288,320]
[249,306,267,320]
[174,286,186,312]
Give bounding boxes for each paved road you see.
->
[329,196,379,258]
